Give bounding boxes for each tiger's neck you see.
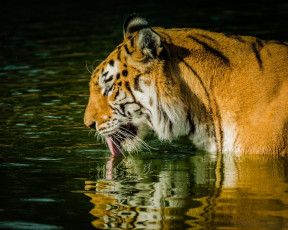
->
[162,44,223,153]
[180,61,223,153]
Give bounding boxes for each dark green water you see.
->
[1,1,288,229]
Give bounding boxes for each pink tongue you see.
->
[105,137,123,155]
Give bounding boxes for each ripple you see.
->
[43,115,62,119]
[0,221,62,230]
[15,124,25,126]
[24,157,64,161]
[26,89,41,93]
[1,65,30,70]
[0,163,32,167]
[35,52,51,57]
[11,92,23,96]
[21,198,57,203]
[41,103,56,106]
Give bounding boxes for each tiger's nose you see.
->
[85,121,96,130]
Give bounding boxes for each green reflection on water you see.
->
[1,1,288,229]
[78,153,288,229]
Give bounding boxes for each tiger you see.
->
[84,14,288,155]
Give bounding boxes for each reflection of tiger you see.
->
[84,14,288,154]
[84,154,216,229]
[84,154,288,229]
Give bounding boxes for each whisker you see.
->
[118,133,148,152]
[85,62,93,74]
[92,59,104,71]
[88,129,93,136]
[89,129,105,144]
[114,131,139,154]
[119,126,155,151]
[117,129,151,153]
[87,118,153,154]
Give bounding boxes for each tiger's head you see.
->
[84,15,190,155]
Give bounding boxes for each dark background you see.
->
[1,0,288,40]
[1,1,288,229]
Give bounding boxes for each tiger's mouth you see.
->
[105,123,138,155]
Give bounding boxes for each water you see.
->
[1,1,288,229]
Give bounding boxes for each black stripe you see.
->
[159,31,172,43]
[162,109,168,122]
[120,104,125,114]
[280,42,288,48]
[117,101,144,117]
[224,33,245,43]
[188,35,230,66]
[117,49,122,61]
[256,39,264,48]
[114,88,120,100]
[109,60,114,66]
[129,24,149,34]
[273,41,288,48]
[124,44,133,55]
[102,71,108,78]
[104,85,114,96]
[182,60,223,152]
[196,33,216,43]
[187,111,195,135]
[130,36,135,47]
[169,120,173,134]
[134,74,143,92]
[109,104,126,117]
[104,75,114,83]
[251,42,263,70]
[125,81,136,101]
[122,70,128,76]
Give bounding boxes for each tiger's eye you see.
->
[122,70,128,76]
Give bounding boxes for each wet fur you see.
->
[85,15,288,154]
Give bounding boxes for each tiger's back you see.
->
[84,15,288,155]
[157,27,288,153]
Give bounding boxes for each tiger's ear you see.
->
[123,14,162,59]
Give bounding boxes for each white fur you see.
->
[99,61,119,95]
[222,122,241,153]
[190,118,217,153]
[133,78,219,152]
[133,78,190,141]
[132,77,243,154]
[128,18,148,29]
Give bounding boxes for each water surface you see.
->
[1,1,288,229]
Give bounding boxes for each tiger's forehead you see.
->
[98,60,119,85]
[93,44,128,78]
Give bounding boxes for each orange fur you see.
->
[84,16,288,154]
